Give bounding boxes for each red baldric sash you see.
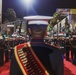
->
[14,42,49,75]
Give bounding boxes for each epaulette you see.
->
[14,42,49,75]
[45,42,60,49]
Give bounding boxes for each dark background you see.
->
[2,0,76,19]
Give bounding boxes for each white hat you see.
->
[66,37,69,39]
[72,35,76,37]
[5,37,8,39]
[0,35,3,39]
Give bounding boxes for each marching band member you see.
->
[10,16,64,75]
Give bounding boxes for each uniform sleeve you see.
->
[49,48,64,75]
[10,54,23,75]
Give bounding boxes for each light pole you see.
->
[65,17,70,37]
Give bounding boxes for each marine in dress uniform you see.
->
[10,16,64,75]
[4,39,9,62]
[71,36,76,64]
[65,38,71,60]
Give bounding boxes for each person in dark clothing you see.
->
[4,40,10,62]
[70,38,74,60]
[53,37,58,46]
[10,16,64,75]
[58,37,66,60]
[65,38,71,60]
[71,37,76,64]
[10,38,16,54]
[0,40,5,66]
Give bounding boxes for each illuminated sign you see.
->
[7,25,14,27]
[70,9,76,14]
[57,8,76,15]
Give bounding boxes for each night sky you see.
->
[2,0,76,19]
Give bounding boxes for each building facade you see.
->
[0,0,2,23]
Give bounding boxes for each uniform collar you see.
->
[31,39,44,44]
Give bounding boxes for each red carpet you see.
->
[64,59,76,75]
[0,62,10,75]
[0,59,76,75]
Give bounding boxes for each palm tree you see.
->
[4,8,17,22]
[51,11,67,26]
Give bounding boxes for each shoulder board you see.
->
[45,43,60,49]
